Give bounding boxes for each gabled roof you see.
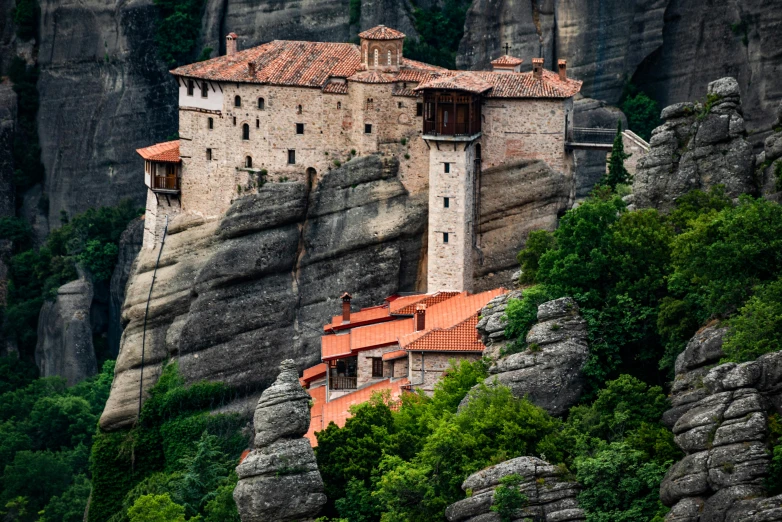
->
[404,314,484,352]
[415,72,493,94]
[358,25,406,40]
[491,55,524,66]
[136,140,180,163]
[389,291,461,315]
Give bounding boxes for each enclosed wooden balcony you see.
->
[422,92,482,138]
[137,140,181,195]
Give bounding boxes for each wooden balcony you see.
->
[151,175,180,194]
[330,375,357,390]
[422,92,482,140]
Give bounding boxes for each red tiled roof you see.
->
[348,70,396,84]
[405,314,485,352]
[171,40,362,88]
[382,349,408,361]
[391,291,461,315]
[415,72,493,94]
[491,55,524,66]
[323,82,348,94]
[306,378,409,446]
[136,140,180,163]
[348,318,414,352]
[401,58,446,71]
[324,304,393,332]
[358,25,406,40]
[322,334,351,359]
[476,69,582,98]
[300,363,327,385]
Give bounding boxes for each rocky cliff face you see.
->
[470,295,589,417]
[100,155,427,430]
[757,103,782,201]
[445,456,585,522]
[109,217,144,357]
[35,278,98,385]
[633,77,756,211]
[234,359,326,522]
[661,326,782,521]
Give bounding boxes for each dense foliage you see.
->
[12,0,38,42]
[599,122,632,190]
[7,57,44,195]
[153,0,207,67]
[403,0,472,69]
[1,200,142,359]
[314,361,676,521]
[89,362,246,522]
[0,359,113,521]
[620,84,661,141]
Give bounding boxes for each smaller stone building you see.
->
[301,288,505,445]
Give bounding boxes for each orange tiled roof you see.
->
[491,55,524,66]
[348,318,414,352]
[348,70,397,84]
[322,334,351,359]
[405,314,485,352]
[391,291,461,315]
[324,304,392,331]
[358,25,406,40]
[477,69,581,98]
[382,349,407,361]
[170,40,362,87]
[300,363,327,385]
[136,140,180,163]
[306,378,409,446]
[415,72,493,94]
[323,82,349,94]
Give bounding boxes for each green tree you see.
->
[28,395,96,450]
[490,474,527,522]
[722,278,782,363]
[599,121,631,191]
[203,482,240,522]
[13,0,38,40]
[0,450,74,517]
[127,494,187,522]
[175,432,230,516]
[620,88,661,141]
[516,230,556,285]
[37,474,91,522]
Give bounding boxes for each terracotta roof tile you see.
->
[476,69,582,98]
[348,318,414,353]
[358,25,406,40]
[306,378,409,446]
[401,58,446,71]
[405,314,485,352]
[324,305,392,332]
[491,55,524,66]
[136,140,180,163]
[347,70,396,84]
[321,334,351,359]
[415,72,493,94]
[382,349,408,361]
[301,363,327,384]
[392,87,420,97]
[323,82,348,94]
[171,41,362,88]
[391,291,461,315]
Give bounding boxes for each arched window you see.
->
[387,50,392,65]
[373,49,378,67]
[207,117,213,129]
[234,95,241,107]
[297,104,302,114]
[245,156,252,168]
[242,123,250,140]
[258,98,264,110]
[337,101,341,109]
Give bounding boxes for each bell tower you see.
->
[358,25,405,71]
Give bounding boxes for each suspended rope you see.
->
[138,215,169,418]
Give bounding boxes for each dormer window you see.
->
[234,95,241,107]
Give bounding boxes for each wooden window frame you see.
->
[371,357,383,378]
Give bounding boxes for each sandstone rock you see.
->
[109,218,144,358]
[234,359,326,522]
[101,156,426,431]
[633,77,757,212]
[471,297,588,417]
[445,456,585,522]
[35,279,98,385]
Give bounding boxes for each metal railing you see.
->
[330,376,357,390]
[569,127,616,145]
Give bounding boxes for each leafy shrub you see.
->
[516,230,556,284]
[722,278,782,363]
[127,494,186,522]
[153,0,206,67]
[490,474,527,522]
[403,0,472,69]
[620,86,660,141]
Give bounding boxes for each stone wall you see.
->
[409,351,482,392]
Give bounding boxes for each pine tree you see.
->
[599,121,632,191]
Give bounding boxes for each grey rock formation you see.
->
[100,156,426,430]
[35,279,98,385]
[757,103,782,201]
[36,0,177,226]
[109,217,144,357]
[0,81,16,219]
[476,289,523,361]
[660,325,782,521]
[234,359,326,522]
[633,77,756,211]
[472,296,589,417]
[445,456,585,522]
[474,159,572,291]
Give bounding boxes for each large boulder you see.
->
[234,359,326,522]
[471,297,589,417]
[445,456,585,522]
[34,279,98,385]
[633,77,757,211]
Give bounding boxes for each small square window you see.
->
[416,103,423,116]
[444,197,450,208]
[443,232,449,243]
[444,162,450,173]
[365,124,372,134]
[206,148,212,161]
[397,102,403,109]
[288,149,296,164]
[296,123,304,135]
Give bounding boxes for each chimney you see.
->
[415,303,426,331]
[248,61,256,76]
[341,292,352,323]
[532,58,544,80]
[558,59,567,81]
[226,33,238,56]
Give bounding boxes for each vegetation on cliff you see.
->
[153,0,208,67]
[404,0,471,69]
[7,57,44,196]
